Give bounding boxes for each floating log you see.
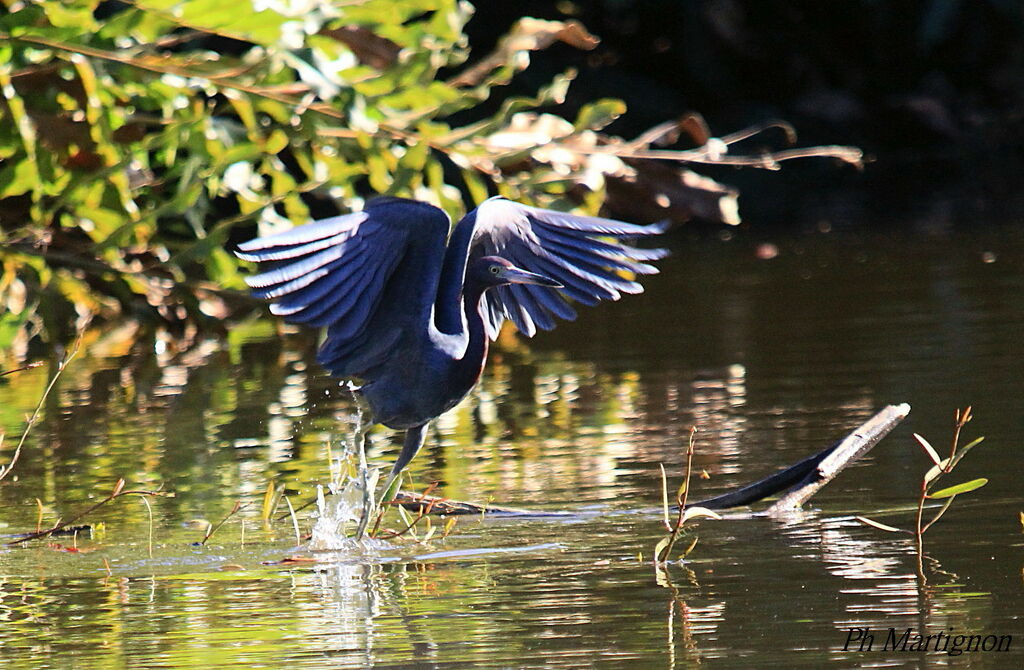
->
[763,403,910,515]
[393,403,911,516]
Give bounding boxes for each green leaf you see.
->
[929,478,988,499]
[264,129,290,155]
[0,158,36,198]
[42,1,100,31]
[653,535,671,562]
[574,98,626,131]
[675,479,688,501]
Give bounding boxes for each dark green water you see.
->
[2,200,1023,668]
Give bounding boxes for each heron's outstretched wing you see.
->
[451,197,670,338]
[236,198,450,376]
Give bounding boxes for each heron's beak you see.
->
[503,267,562,288]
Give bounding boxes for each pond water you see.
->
[2,192,1023,668]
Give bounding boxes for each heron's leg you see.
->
[353,419,377,541]
[379,423,429,504]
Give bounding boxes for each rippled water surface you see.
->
[2,197,1023,668]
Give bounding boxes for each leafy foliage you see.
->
[0,0,628,356]
[857,407,987,584]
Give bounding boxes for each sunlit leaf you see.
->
[653,535,671,562]
[676,479,688,501]
[924,457,951,485]
[926,436,985,490]
[855,516,906,533]
[574,99,626,131]
[913,433,942,466]
[680,506,721,524]
[0,158,37,198]
[959,436,985,452]
[929,478,988,499]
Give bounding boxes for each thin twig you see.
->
[576,144,864,169]
[374,482,441,540]
[915,477,927,583]
[948,406,972,467]
[920,495,957,534]
[200,500,249,546]
[680,428,696,512]
[6,478,172,545]
[0,361,43,377]
[0,331,85,483]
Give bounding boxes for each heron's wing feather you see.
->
[236,199,450,376]
[463,197,669,338]
[238,211,407,328]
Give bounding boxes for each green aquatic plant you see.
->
[654,428,720,564]
[857,406,987,583]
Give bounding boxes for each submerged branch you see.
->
[6,478,173,545]
[764,403,911,514]
[391,491,573,517]
[390,404,910,517]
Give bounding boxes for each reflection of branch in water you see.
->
[655,562,726,668]
[775,512,993,649]
[658,564,699,668]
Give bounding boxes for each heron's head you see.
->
[470,256,562,289]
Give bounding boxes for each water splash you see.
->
[309,397,382,551]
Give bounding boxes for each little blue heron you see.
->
[237,196,668,530]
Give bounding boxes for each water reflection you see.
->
[0,318,892,523]
[3,218,1024,668]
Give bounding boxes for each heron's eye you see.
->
[489,265,500,275]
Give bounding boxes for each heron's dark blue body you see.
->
[237,196,668,484]
[356,259,497,429]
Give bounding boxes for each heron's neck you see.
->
[449,281,491,386]
[462,281,490,352]
[433,211,478,335]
